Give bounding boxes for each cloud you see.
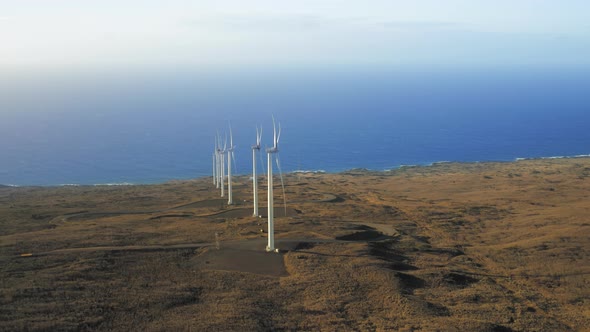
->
[183,14,471,36]
[380,20,463,31]
[184,14,327,31]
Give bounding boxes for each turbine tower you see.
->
[252,126,262,216]
[213,137,218,186]
[227,125,236,205]
[220,134,226,198]
[266,117,282,252]
[216,132,222,189]
[212,152,216,186]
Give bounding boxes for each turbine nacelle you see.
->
[252,126,262,150]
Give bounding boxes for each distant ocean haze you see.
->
[1,67,589,186]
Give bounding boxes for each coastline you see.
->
[3,154,590,188]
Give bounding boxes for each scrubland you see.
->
[1,158,589,331]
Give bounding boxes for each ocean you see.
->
[1,67,589,186]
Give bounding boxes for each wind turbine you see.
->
[251,126,262,216]
[215,132,222,189]
[220,134,226,198]
[212,152,216,186]
[266,116,286,252]
[227,124,236,205]
[213,137,218,186]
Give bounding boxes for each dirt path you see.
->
[19,235,383,258]
[20,242,214,256]
[57,198,231,222]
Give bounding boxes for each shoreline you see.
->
[3,154,590,188]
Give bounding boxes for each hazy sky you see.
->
[2,0,590,71]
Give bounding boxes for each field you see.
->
[1,158,589,331]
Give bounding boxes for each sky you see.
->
[1,0,590,73]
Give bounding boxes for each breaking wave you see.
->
[516,154,590,161]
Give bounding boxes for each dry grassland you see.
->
[1,158,589,331]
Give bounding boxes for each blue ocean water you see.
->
[1,67,589,186]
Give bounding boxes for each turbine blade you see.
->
[255,126,258,145]
[275,154,287,217]
[272,116,277,148]
[277,122,281,146]
[229,122,233,147]
[232,151,237,174]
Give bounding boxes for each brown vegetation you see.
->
[1,158,589,331]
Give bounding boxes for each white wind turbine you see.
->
[212,137,218,186]
[226,125,236,205]
[220,134,226,198]
[266,116,286,252]
[251,126,262,216]
[215,132,222,189]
